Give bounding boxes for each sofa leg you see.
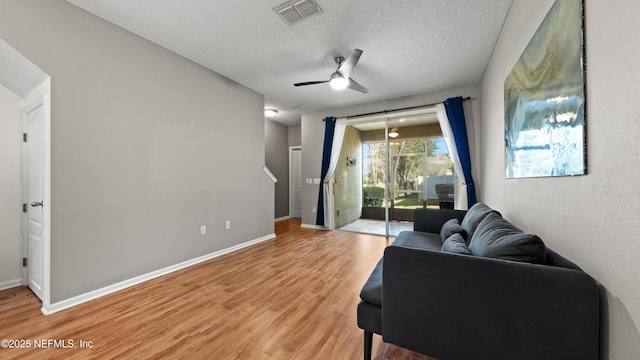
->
[364,330,373,360]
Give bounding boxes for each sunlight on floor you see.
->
[338,219,413,237]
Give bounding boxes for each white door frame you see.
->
[21,81,51,312]
[289,146,302,218]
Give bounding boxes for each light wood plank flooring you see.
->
[0,218,435,360]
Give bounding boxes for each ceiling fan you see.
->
[294,49,369,94]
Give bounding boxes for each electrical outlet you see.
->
[312,206,316,213]
[225,220,231,230]
[200,225,206,235]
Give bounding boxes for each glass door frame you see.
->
[332,107,442,238]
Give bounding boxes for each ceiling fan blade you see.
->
[337,49,363,79]
[347,78,369,94]
[293,80,329,87]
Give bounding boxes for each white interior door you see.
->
[25,101,44,300]
[290,147,302,218]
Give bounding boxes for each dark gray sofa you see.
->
[357,203,600,360]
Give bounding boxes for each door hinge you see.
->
[23,203,27,213]
[23,258,27,267]
[23,133,27,142]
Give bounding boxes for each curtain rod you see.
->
[323,96,471,121]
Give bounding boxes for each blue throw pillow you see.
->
[468,212,546,264]
[441,233,471,255]
[460,203,499,240]
[440,218,466,242]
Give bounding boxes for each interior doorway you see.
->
[23,98,45,300]
[333,110,456,237]
[0,38,51,309]
[289,146,302,218]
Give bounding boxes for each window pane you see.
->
[426,138,454,209]
[362,142,386,208]
[391,153,424,209]
[362,136,455,213]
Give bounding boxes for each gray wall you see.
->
[480,0,640,358]
[0,0,274,303]
[288,125,301,147]
[301,85,480,226]
[265,119,290,219]
[0,84,23,287]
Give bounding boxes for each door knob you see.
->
[31,201,43,207]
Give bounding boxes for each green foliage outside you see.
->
[363,186,384,207]
[364,139,451,188]
[393,196,423,208]
[363,138,454,210]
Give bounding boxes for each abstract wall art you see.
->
[504,0,586,178]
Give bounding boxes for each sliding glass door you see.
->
[335,112,455,237]
[359,120,390,236]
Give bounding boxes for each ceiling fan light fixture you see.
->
[388,128,400,138]
[265,109,278,118]
[329,73,348,90]
[293,49,368,93]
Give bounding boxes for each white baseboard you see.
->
[275,215,291,222]
[300,223,327,230]
[42,233,276,315]
[0,278,23,291]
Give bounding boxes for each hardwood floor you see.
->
[0,218,435,360]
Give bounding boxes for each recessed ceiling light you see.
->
[265,109,278,118]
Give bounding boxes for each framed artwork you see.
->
[504,0,586,178]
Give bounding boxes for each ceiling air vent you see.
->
[274,0,323,25]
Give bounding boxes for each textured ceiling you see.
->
[65,0,512,126]
[0,38,48,98]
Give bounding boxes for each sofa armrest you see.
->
[382,246,600,360]
[413,208,466,233]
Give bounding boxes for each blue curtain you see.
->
[316,117,336,226]
[444,97,477,208]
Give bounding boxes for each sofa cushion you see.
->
[392,231,443,251]
[360,230,446,307]
[440,218,466,242]
[360,258,383,306]
[460,203,498,241]
[468,212,546,264]
[441,233,471,255]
